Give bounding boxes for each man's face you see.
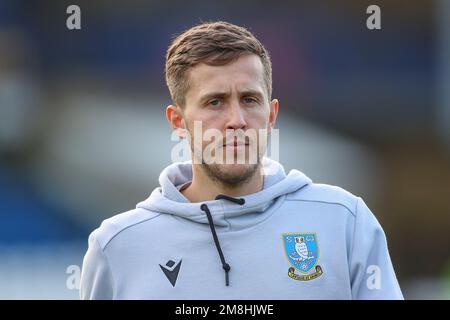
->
[170,54,278,187]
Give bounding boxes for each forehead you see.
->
[185,54,266,102]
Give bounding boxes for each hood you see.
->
[137,157,312,230]
[137,157,312,286]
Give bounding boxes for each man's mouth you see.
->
[223,137,250,147]
[223,141,248,147]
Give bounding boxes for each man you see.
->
[80,21,403,299]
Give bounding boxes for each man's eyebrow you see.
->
[239,89,264,99]
[199,91,231,102]
[199,89,264,102]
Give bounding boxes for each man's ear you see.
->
[166,104,186,139]
[268,99,279,132]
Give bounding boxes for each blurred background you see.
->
[0,0,449,299]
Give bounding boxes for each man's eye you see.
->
[208,99,222,107]
[243,97,257,104]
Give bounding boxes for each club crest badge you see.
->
[282,233,323,281]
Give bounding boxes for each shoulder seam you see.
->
[102,213,163,251]
[349,197,361,298]
[285,198,357,217]
[94,236,116,299]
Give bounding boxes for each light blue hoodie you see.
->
[80,158,403,299]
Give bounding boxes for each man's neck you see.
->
[181,164,264,203]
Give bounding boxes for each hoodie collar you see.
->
[137,158,312,231]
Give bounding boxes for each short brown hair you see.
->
[165,21,272,107]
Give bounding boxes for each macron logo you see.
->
[159,259,182,287]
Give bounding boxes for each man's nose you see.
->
[226,101,247,129]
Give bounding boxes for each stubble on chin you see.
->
[200,161,261,188]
